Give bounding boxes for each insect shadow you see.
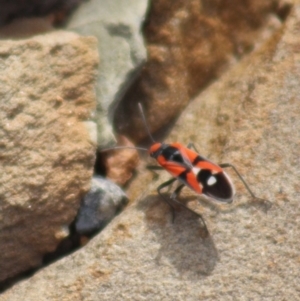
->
[136,195,219,278]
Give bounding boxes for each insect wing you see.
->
[156,143,235,201]
[159,160,202,194]
[169,143,197,167]
[194,160,235,202]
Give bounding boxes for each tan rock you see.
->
[104,135,140,186]
[0,31,98,282]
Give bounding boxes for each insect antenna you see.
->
[100,102,154,153]
[101,146,148,152]
[138,102,156,143]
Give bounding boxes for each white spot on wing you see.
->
[207,176,217,186]
[192,167,201,175]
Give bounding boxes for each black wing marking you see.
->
[197,169,235,202]
[161,146,192,168]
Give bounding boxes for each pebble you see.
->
[75,176,128,235]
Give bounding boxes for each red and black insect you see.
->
[106,103,268,227]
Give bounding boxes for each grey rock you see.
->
[66,0,149,147]
[76,177,128,234]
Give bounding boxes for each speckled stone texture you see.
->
[1,3,300,301]
[0,31,98,282]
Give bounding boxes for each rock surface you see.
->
[67,0,148,147]
[0,31,98,282]
[0,0,83,25]
[103,135,140,186]
[2,3,300,301]
[0,17,53,39]
[75,176,128,235]
[115,0,289,142]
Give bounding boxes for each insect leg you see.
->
[219,163,270,206]
[170,183,185,200]
[170,184,207,229]
[147,165,164,181]
[157,178,177,221]
[187,142,199,152]
[187,143,264,201]
[187,142,213,161]
[157,178,207,223]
